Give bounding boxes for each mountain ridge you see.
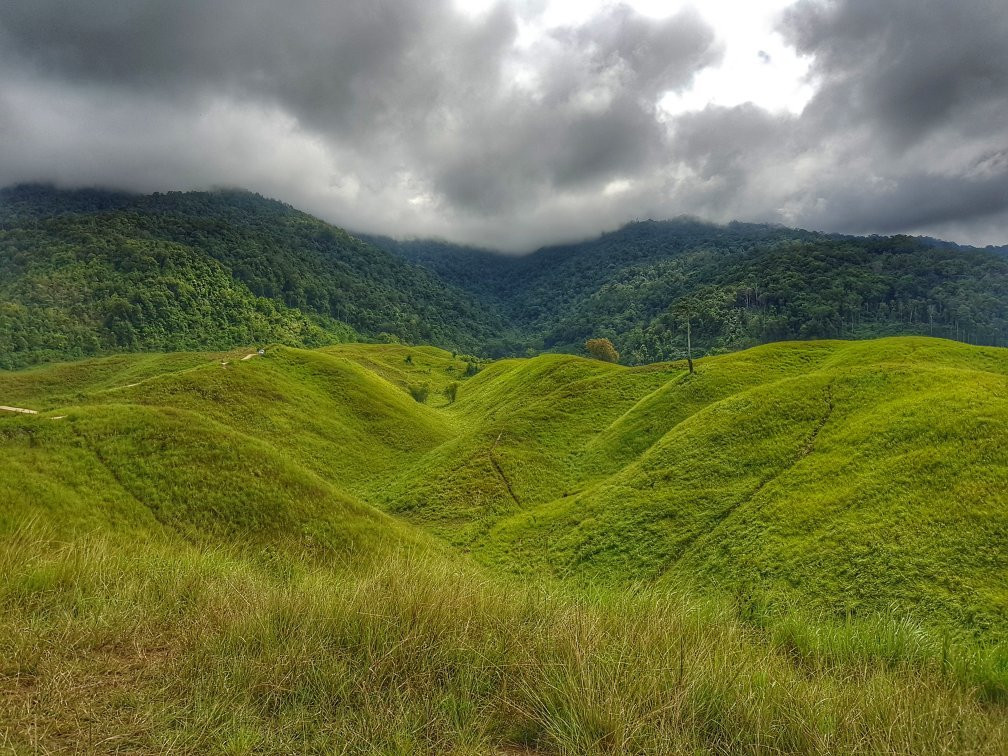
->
[369,219,1008,359]
[0,184,506,368]
[4,183,1008,370]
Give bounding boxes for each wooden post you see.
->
[686,314,694,374]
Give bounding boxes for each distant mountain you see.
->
[0,185,505,368]
[3,184,1006,370]
[917,235,1008,258]
[369,220,1008,362]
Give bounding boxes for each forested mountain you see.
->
[0,185,504,368]
[371,220,1008,363]
[3,184,1007,369]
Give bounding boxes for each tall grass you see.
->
[2,526,1005,754]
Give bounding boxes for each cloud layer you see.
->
[0,0,1005,249]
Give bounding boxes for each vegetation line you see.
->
[801,384,835,458]
[84,437,155,519]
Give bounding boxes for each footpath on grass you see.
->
[2,351,266,417]
[0,405,37,415]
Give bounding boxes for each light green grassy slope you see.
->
[1,336,1007,752]
[2,337,1004,643]
[448,340,1007,644]
[0,346,451,559]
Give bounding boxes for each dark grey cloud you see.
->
[0,1,722,247]
[417,4,719,213]
[773,0,1008,240]
[0,0,1005,249]
[648,0,1008,246]
[783,0,1008,148]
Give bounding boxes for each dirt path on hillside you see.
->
[0,405,38,415]
[6,351,267,416]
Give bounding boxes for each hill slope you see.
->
[372,220,1008,359]
[0,185,505,367]
[2,337,1005,642]
[356,338,1007,643]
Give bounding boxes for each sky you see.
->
[0,0,1006,251]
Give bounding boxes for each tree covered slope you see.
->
[5,184,1006,373]
[0,185,505,367]
[374,220,1008,360]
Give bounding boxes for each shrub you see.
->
[585,337,620,363]
[444,382,459,403]
[408,384,429,403]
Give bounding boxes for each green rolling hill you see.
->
[1,337,1006,752]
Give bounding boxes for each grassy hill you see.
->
[365,338,1008,646]
[1,336,1006,752]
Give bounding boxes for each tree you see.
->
[585,337,619,363]
[443,382,459,403]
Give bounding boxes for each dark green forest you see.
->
[371,220,1008,364]
[0,185,504,368]
[2,184,1007,368]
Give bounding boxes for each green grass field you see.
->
[1,337,1006,753]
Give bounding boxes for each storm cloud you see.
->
[0,0,1005,249]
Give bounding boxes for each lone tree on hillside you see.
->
[443,382,459,403]
[585,338,620,363]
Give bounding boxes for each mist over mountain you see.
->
[1,0,1007,248]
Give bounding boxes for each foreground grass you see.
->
[1,337,1006,751]
[1,527,1006,755]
